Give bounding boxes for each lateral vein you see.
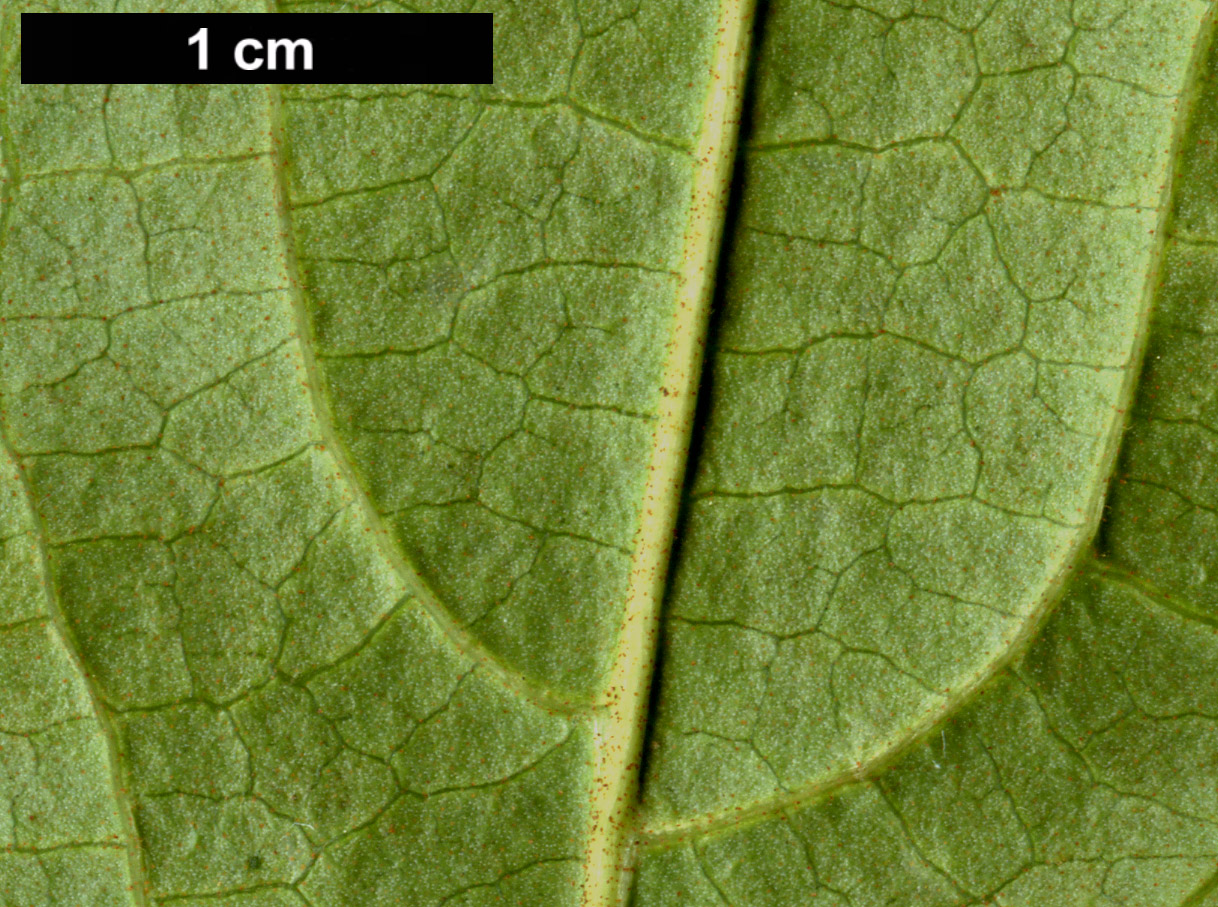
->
[0,19,151,906]
[263,82,581,717]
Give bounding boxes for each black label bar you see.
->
[20,13,492,84]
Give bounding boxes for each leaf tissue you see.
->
[1,0,1218,904]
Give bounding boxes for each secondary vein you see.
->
[0,19,151,906]
[263,81,580,717]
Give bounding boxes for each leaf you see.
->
[0,0,1216,905]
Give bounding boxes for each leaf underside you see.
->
[0,1,1217,906]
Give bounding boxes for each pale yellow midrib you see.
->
[580,4,757,905]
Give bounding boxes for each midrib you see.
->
[580,2,758,903]
[265,4,759,898]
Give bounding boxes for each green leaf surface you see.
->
[1,0,1217,904]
